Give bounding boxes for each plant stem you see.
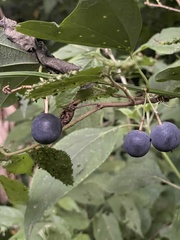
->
[0,143,39,158]
[146,91,162,125]
[162,152,180,180]
[130,54,150,87]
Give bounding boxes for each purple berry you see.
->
[150,122,180,152]
[123,130,151,157]
[31,113,62,144]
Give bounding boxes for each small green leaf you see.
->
[93,213,123,240]
[17,0,142,51]
[0,176,29,205]
[30,147,73,185]
[140,27,180,55]
[155,66,180,82]
[5,153,34,175]
[0,206,24,228]
[9,230,26,240]
[108,195,143,237]
[73,234,91,240]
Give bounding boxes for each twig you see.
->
[0,143,39,158]
[65,95,163,130]
[2,85,32,94]
[144,0,180,13]
[104,48,135,102]
[108,75,136,104]
[153,176,180,190]
[145,90,162,125]
[63,105,103,130]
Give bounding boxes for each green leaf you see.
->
[73,234,91,240]
[58,197,81,212]
[0,176,29,205]
[0,29,38,69]
[30,147,73,185]
[4,121,32,151]
[93,213,123,240]
[5,153,34,175]
[108,195,143,237]
[104,158,164,194]
[160,208,180,240]
[24,127,119,239]
[140,27,180,55]
[69,182,105,205]
[17,0,142,51]
[9,230,26,240]
[53,44,94,60]
[26,67,103,99]
[155,66,180,83]
[0,71,52,80]
[0,206,24,228]
[57,207,89,230]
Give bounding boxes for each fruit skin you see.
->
[123,130,151,157]
[150,122,180,152]
[31,113,62,144]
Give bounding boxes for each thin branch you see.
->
[153,176,180,190]
[0,143,39,158]
[144,1,180,13]
[2,85,32,94]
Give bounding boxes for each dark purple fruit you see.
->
[123,130,151,157]
[31,113,62,144]
[150,122,180,152]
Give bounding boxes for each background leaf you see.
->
[24,127,120,239]
[93,213,123,240]
[17,0,142,51]
[140,27,180,55]
[0,29,38,69]
[0,176,29,205]
[5,153,34,175]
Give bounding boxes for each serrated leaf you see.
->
[140,27,180,55]
[30,147,73,185]
[24,127,119,239]
[0,29,38,68]
[93,213,123,240]
[5,153,34,175]
[0,176,29,205]
[17,0,142,51]
[26,67,103,99]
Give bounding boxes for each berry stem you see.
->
[145,91,162,125]
[162,152,180,180]
[44,97,49,113]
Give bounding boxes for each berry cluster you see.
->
[123,122,180,157]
